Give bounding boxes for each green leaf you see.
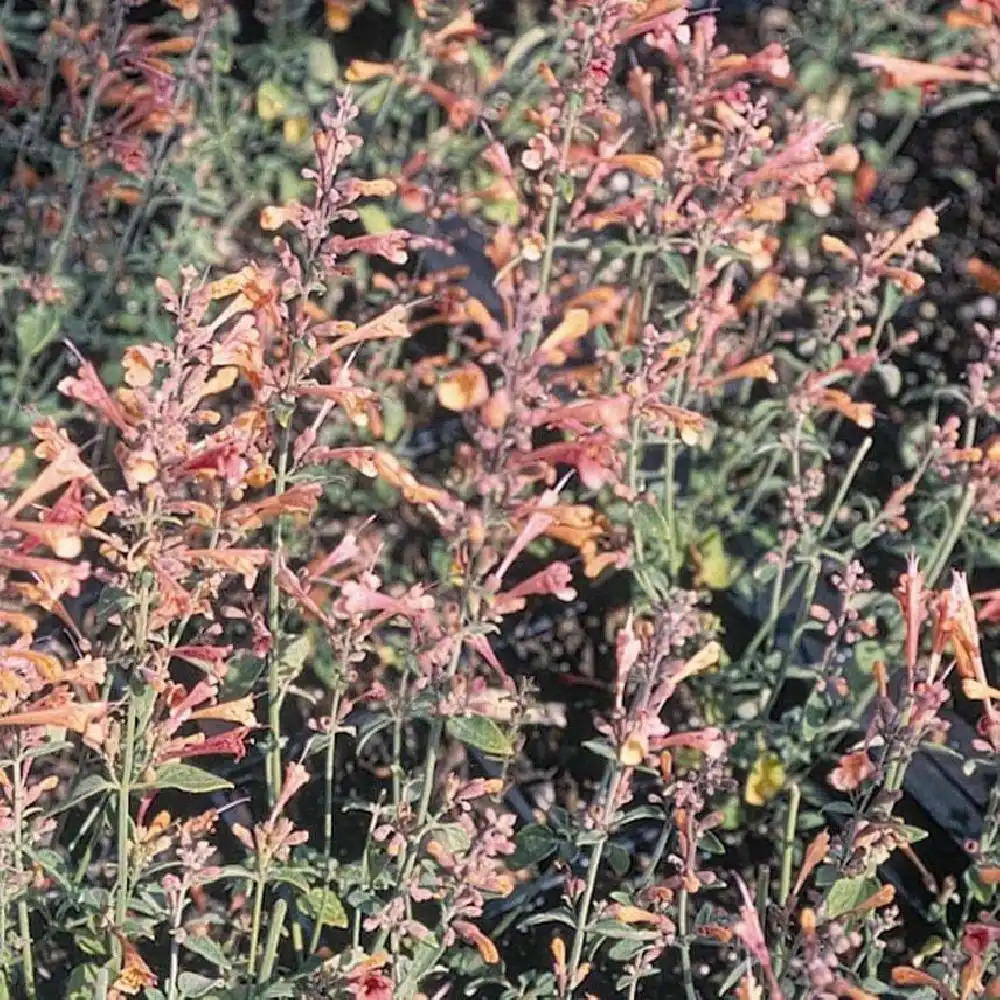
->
[581,738,618,763]
[177,972,220,998]
[357,203,393,235]
[44,774,112,816]
[508,824,559,869]
[824,876,880,919]
[876,362,902,398]
[256,80,289,122]
[588,919,660,942]
[606,842,631,877]
[221,650,265,700]
[693,529,732,590]
[15,303,61,360]
[432,823,472,855]
[483,196,520,226]
[658,251,690,289]
[852,639,884,673]
[144,763,234,795]
[520,908,577,930]
[306,39,338,84]
[301,886,348,928]
[380,394,407,444]
[271,866,313,894]
[699,830,726,855]
[446,715,514,758]
[64,964,105,1000]
[181,934,229,970]
[275,632,312,689]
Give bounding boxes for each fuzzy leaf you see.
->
[301,887,348,928]
[44,774,112,817]
[181,934,229,970]
[446,715,514,758]
[146,763,234,795]
[507,824,559,869]
[357,203,393,235]
[824,876,880,919]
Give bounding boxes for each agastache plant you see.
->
[2,1,1000,998]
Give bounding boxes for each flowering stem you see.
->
[529,90,582,357]
[48,66,104,279]
[12,745,36,999]
[881,711,915,803]
[114,572,153,971]
[80,41,202,330]
[266,419,293,808]
[5,48,108,421]
[661,376,686,574]
[748,433,872,679]
[372,625,467,955]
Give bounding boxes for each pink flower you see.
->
[733,876,784,1000]
[493,562,576,614]
[347,971,392,1000]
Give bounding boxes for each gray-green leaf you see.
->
[144,763,234,795]
[446,716,514,758]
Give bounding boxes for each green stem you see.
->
[676,885,698,1000]
[114,694,138,935]
[308,688,343,957]
[4,355,31,424]
[566,771,621,994]
[247,867,266,982]
[565,840,604,996]
[12,747,36,999]
[114,555,154,970]
[773,785,802,980]
[166,887,189,1000]
[266,420,293,808]
[48,79,103,278]
[925,484,976,589]
[258,896,286,983]
[818,436,872,538]
[779,783,801,907]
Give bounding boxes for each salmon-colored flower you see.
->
[829,749,874,791]
[0,699,107,735]
[854,51,990,88]
[222,483,322,532]
[437,364,489,412]
[793,829,831,898]
[817,389,875,429]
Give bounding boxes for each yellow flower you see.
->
[283,115,310,145]
[256,81,287,122]
[744,751,785,806]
